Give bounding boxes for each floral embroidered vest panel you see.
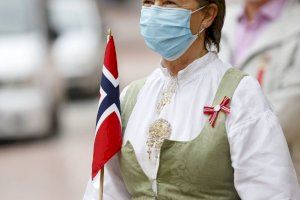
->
[119,68,246,200]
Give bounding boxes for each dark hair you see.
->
[198,0,226,52]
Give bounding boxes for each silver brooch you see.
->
[146,118,172,159]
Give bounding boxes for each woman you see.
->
[84,0,300,199]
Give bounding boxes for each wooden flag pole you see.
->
[99,168,104,200]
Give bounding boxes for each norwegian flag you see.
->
[91,34,122,180]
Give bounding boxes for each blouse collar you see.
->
[159,51,218,83]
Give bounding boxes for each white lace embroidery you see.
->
[146,75,178,160]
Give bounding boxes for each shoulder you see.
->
[283,0,300,23]
[227,75,274,129]
[234,75,273,113]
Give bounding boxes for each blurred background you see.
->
[0,0,160,199]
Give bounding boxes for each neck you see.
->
[161,38,208,76]
[245,0,270,22]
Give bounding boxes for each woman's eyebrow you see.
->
[163,0,178,2]
[172,0,182,3]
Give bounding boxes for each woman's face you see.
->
[142,0,208,35]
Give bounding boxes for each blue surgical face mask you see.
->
[140,5,206,61]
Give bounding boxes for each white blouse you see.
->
[84,52,300,200]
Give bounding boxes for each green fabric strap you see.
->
[212,68,246,107]
[121,78,147,133]
[206,68,246,131]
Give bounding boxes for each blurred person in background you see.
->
[220,0,300,179]
[84,0,300,199]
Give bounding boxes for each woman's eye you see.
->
[165,1,175,4]
[163,1,178,7]
[143,0,154,6]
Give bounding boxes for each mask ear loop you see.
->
[192,4,209,37]
[191,4,208,14]
[196,16,206,37]
[197,27,206,37]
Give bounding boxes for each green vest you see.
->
[119,68,246,200]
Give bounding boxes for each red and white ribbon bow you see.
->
[203,96,231,127]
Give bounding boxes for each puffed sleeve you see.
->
[226,76,300,200]
[83,86,131,200]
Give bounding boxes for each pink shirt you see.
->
[231,0,287,65]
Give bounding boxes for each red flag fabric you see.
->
[91,35,122,180]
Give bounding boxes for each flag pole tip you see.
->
[107,28,112,36]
